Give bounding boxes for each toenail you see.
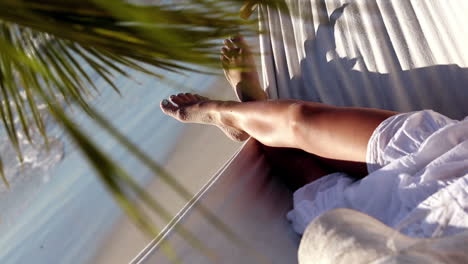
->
[162,99,169,106]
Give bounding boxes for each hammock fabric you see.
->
[134,0,468,263]
[132,139,300,263]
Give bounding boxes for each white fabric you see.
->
[258,0,468,240]
[258,0,468,118]
[298,209,468,264]
[287,110,468,238]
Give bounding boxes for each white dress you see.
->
[287,110,468,238]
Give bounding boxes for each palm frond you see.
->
[0,21,233,259]
[0,0,289,260]
[0,0,258,73]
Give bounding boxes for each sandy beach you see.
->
[92,77,242,264]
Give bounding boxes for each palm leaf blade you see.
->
[0,0,283,260]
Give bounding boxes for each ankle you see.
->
[212,100,239,127]
[236,79,267,102]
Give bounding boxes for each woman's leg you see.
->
[222,36,332,189]
[221,35,267,102]
[160,95,397,166]
[162,36,396,189]
[221,36,374,182]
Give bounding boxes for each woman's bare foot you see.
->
[160,93,249,142]
[221,35,267,102]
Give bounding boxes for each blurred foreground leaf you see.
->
[0,0,287,261]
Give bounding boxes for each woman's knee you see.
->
[287,101,331,147]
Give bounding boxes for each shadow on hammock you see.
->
[281,3,468,120]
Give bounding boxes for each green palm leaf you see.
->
[0,17,225,261]
[0,0,257,72]
[0,0,287,260]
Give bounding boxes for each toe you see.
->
[185,93,197,101]
[224,39,235,49]
[176,93,190,104]
[160,99,178,115]
[221,55,230,67]
[231,34,244,43]
[194,94,204,100]
[231,35,248,49]
[221,47,230,57]
[170,94,184,105]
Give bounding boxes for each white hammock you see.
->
[133,0,468,263]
